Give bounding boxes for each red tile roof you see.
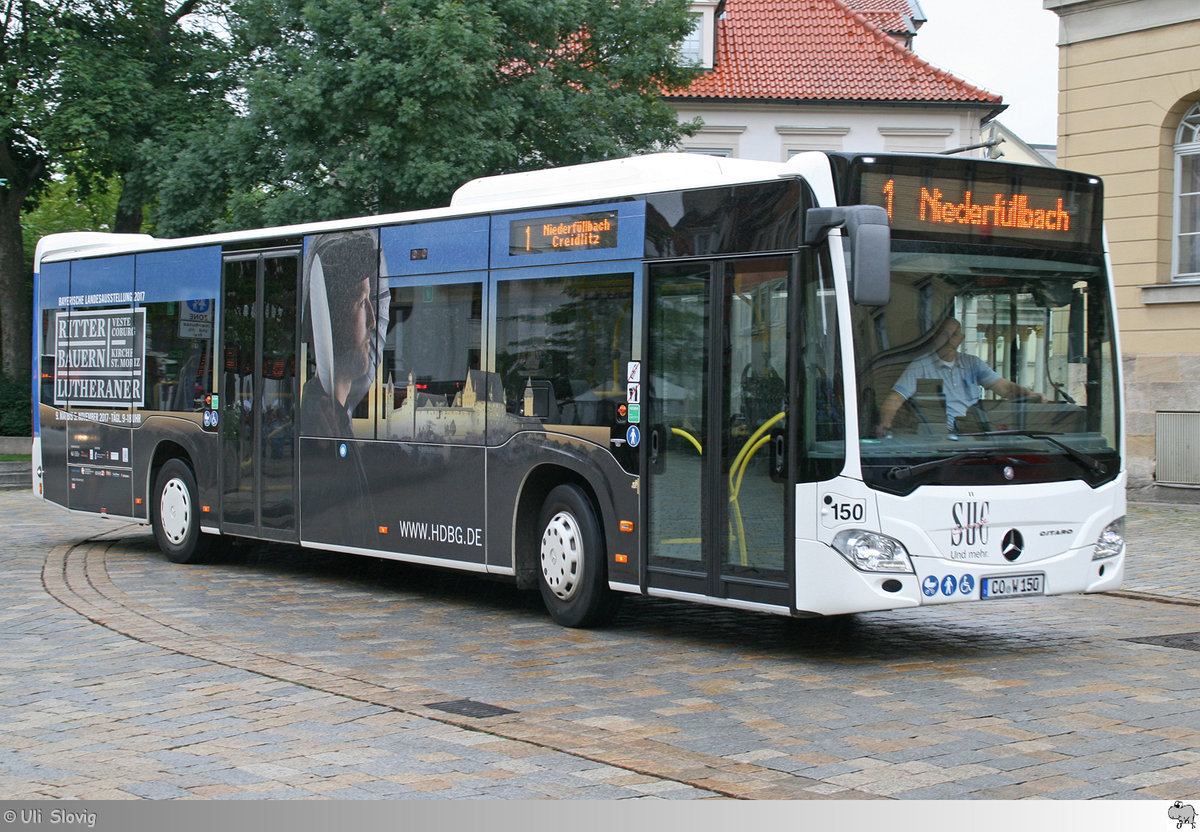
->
[670,0,1002,107]
[842,0,925,37]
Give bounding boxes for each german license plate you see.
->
[981,573,1044,599]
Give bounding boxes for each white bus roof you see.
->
[35,153,803,268]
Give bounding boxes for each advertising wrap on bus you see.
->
[52,308,147,408]
[31,152,1125,630]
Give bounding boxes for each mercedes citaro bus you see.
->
[32,152,1124,627]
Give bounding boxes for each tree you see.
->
[0,0,233,382]
[0,0,61,381]
[152,0,702,233]
[21,171,121,269]
[50,1,236,234]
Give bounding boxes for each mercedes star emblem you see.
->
[1002,529,1024,561]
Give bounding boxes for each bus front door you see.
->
[648,259,796,609]
[220,251,300,542]
[644,258,793,610]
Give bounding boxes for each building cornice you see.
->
[1044,0,1200,45]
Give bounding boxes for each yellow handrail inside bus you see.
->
[671,427,703,456]
[728,411,786,566]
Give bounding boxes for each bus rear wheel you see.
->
[151,459,210,564]
[537,484,616,628]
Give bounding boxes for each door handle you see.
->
[770,429,786,482]
[649,426,664,474]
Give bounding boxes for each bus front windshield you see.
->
[852,244,1120,495]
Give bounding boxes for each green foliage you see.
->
[48,2,237,224]
[2,1,235,377]
[1,1,66,208]
[151,0,701,234]
[0,373,31,436]
[20,173,121,272]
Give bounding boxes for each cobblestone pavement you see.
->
[2,492,1199,800]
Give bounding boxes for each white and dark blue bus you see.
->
[32,152,1125,626]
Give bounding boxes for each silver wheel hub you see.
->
[160,477,191,545]
[541,510,582,601]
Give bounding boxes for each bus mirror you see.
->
[805,205,891,306]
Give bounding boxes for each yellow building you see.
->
[1047,0,1200,499]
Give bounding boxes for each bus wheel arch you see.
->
[515,467,617,627]
[150,455,211,564]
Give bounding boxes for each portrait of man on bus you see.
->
[300,229,388,438]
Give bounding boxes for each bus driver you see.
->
[877,317,1044,435]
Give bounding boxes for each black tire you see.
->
[536,484,617,628]
[151,459,210,564]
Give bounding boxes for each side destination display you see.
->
[510,210,618,255]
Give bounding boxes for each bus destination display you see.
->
[510,211,619,256]
[859,169,1096,245]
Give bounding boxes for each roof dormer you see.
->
[683,1,722,69]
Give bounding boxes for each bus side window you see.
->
[493,272,634,440]
[379,281,484,444]
[143,299,217,412]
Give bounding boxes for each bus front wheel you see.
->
[151,459,210,564]
[537,484,616,628]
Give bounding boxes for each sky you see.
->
[910,0,1061,146]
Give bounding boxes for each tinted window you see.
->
[492,272,634,460]
[379,280,485,444]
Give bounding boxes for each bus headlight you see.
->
[832,529,914,573]
[1092,517,1125,560]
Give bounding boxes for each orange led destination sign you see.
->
[893,183,1070,232]
[859,169,1096,246]
[510,210,619,256]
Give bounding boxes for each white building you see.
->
[669,0,1005,161]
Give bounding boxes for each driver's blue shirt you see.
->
[892,352,1001,426]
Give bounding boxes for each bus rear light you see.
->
[832,529,914,574]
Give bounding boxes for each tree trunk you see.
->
[114,175,144,234]
[0,192,32,383]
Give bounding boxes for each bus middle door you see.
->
[220,250,300,542]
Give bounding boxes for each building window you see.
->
[878,127,954,154]
[679,13,703,65]
[779,127,851,159]
[1175,101,1200,281]
[679,124,744,158]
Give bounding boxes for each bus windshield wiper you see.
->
[886,451,1005,481]
[956,429,1106,474]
